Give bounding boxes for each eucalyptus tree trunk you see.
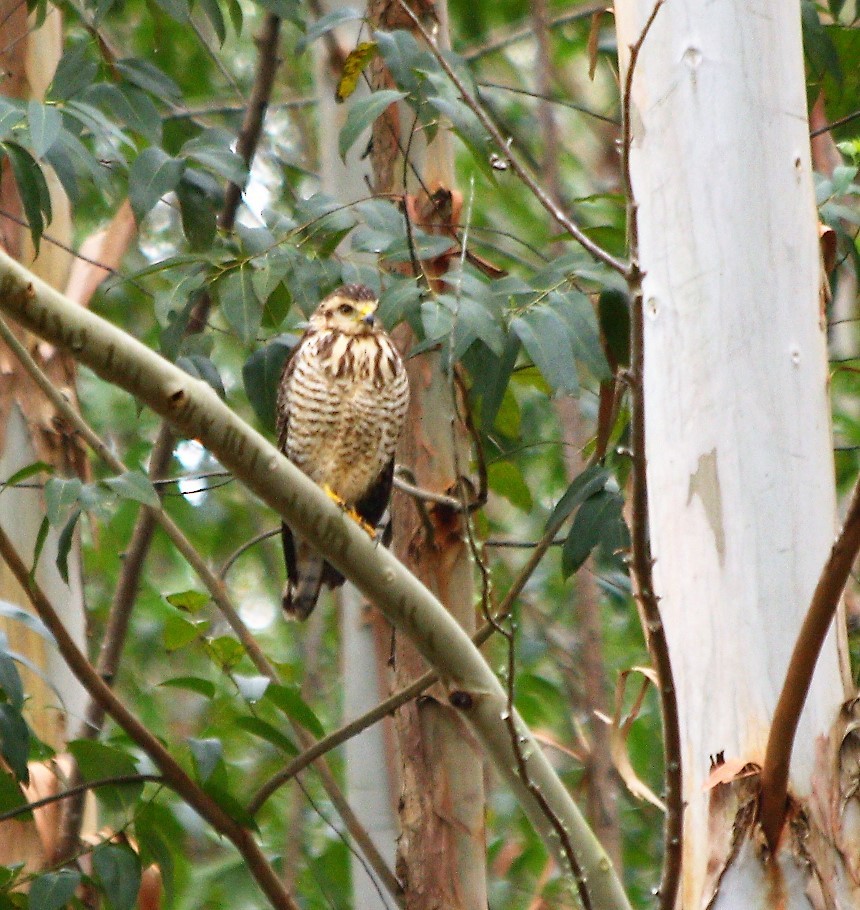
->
[615,1,856,906]
[367,1,488,907]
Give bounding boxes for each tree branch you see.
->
[619,4,681,908]
[0,775,164,824]
[760,476,860,849]
[0,248,631,910]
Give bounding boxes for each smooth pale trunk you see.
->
[614,0,847,905]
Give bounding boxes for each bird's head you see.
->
[310,285,381,336]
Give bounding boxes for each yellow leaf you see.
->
[336,42,379,103]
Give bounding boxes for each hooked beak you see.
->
[357,302,377,326]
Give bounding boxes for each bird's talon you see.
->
[348,509,377,538]
[323,484,347,509]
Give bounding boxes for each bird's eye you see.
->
[338,303,355,316]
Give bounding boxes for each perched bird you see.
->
[276,284,410,619]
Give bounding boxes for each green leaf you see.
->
[242,335,297,429]
[265,683,326,738]
[0,770,28,818]
[598,288,630,368]
[207,635,244,670]
[86,83,162,143]
[44,477,82,527]
[0,99,24,140]
[298,7,362,54]
[165,590,210,613]
[55,509,80,584]
[181,130,247,184]
[104,470,160,508]
[549,291,611,380]
[31,516,49,578]
[93,843,141,910]
[427,94,492,176]
[49,44,99,101]
[68,740,142,812]
[163,614,207,652]
[27,869,81,910]
[561,490,624,577]
[158,675,216,698]
[1,461,53,491]
[0,704,30,782]
[487,461,532,512]
[68,739,138,778]
[1,141,51,252]
[0,649,24,711]
[511,308,579,396]
[546,465,610,530]
[135,805,177,902]
[128,147,185,223]
[339,90,405,160]
[188,737,222,783]
[217,264,262,343]
[177,354,226,398]
[199,0,227,43]
[377,281,422,328]
[234,716,298,755]
[115,58,182,102]
[176,175,217,250]
[26,101,62,158]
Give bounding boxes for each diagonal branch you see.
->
[760,475,860,849]
[0,246,631,910]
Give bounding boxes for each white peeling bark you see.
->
[614,1,848,905]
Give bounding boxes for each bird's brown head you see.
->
[310,284,380,337]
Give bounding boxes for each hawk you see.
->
[276,284,410,619]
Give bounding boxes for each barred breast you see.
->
[280,330,409,505]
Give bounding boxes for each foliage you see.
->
[0,0,856,908]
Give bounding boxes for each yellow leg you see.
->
[322,484,377,538]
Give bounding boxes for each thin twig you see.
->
[461,1,608,62]
[620,4,681,908]
[809,107,860,138]
[394,0,627,277]
[760,476,860,848]
[219,528,281,579]
[0,527,298,910]
[478,81,619,126]
[0,775,164,823]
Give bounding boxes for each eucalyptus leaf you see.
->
[338,90,405,161]
[93,843,142,910]
[27,870,81,910]
[129,147,185,223]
